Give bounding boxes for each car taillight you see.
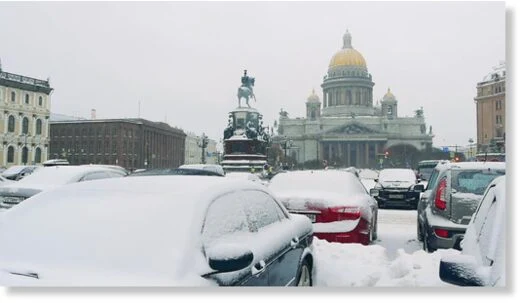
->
[434,228,449,238]
[330,206,361,220]
[434,178,447,210]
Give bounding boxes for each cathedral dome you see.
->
[382,88,396,101]
[307,89,320,103]
[328,29,367,68]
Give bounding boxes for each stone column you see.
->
[347,143,351,166]
[323,91,327,108]
[365,142,369,168]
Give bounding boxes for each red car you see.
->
[268,170,378,245]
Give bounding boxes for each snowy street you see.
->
[314,209,457,287]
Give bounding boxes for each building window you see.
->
[39,96,43,106]
[496,115,502,125]
[25,94,30,104]
[22,117,29,134]
[496,100,502,110]
[7,146,15,163]
[36,119,42,135]
[8,115,15,132]
[11,91,16,102]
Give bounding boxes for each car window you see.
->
[81,171,110,181]
[452,170,504,195]
[472,185,496,238]
[426,169,440,190]
[107,171,126,178]
[474,186,498,266]
[242,190,287,231]
[202,191,250,246]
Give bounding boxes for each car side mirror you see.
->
[374,178,378,183]
[413,184,425,192]
[206,243,254,273]
[439,255,485,286]
[370,188,379,197]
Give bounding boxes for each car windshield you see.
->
[452,170,505,195]
[378,169,416,183]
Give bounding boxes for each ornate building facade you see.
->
[474,62,506,153]
[0,65,52,168]
[277,30,433,169]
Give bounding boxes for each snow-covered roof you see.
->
[0,176,271,286]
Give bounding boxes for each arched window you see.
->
[11,91,16,102]
[7,146,15,163]
[22,147,29,165]
[35,147,42,163]
[38,96,43,106]
[25,94,30,104]
[36,119,42,135]
[22,117,29,134]
[8,115,15,132]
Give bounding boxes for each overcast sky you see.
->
[0,1,506,148]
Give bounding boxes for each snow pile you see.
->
[313,238,459,287]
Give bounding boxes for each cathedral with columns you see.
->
[277,29,433,168]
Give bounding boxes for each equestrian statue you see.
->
[237,70,256,108]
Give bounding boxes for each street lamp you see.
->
[198,133,209,164]
[282,136,293,169]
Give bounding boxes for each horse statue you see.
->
[237,70,256,108]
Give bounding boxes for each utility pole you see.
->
[198,133,209,164]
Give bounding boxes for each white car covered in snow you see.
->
[0,176,314,286]
[439,175,506,286]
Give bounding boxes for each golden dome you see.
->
[329,48,367,68]
[328,29,367,68]
[307,88,320,103]
[383,88,396,101]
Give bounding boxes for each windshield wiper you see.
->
[9,271,39,279]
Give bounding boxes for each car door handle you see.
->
[251,260,266,276]
[290,237,299,248]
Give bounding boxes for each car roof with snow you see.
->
[435,161,506,171]
[0,175,272,286]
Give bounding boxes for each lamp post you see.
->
[198,133,209,164]
[283,136,293,169]
[22,132,30,165]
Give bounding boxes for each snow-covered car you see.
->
[268,170,378,245]
[439,175,506,286]
[417,161,505,252]
[369,168,423,209]
[225,172,261,182]
[0,176,314,286]
[1,165,39,181]
[0,176,13,187]
[0,165,127,211]
[179,164,225,176]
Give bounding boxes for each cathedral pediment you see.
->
[323,122,382,135]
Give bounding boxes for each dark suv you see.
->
[417,161,505,252]
[370,168,423,209]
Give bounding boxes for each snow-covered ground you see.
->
[314,209,458,287]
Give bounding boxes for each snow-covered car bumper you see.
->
[372,189,420,207]
[312,218,370,245]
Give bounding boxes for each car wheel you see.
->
[423,231,433,253]
[417,221,423,241]
[372,214,378,241]
[296,259,312,286]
